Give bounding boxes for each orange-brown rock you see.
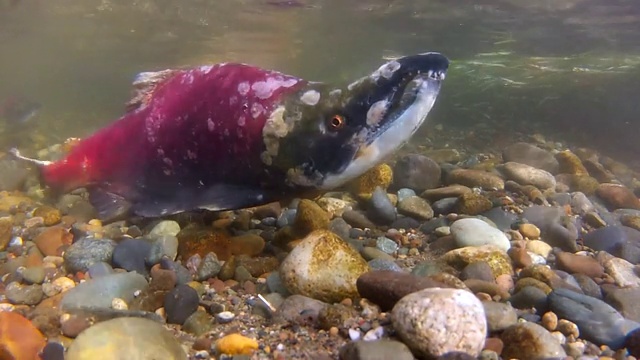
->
[0,311,46,359]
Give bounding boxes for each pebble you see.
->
[367,187,397,225]
[482,301,518,332]
[356,270,452,311]
[87,262,114,278]
[274,294,328,327]
[526,240,553,258]
[61,272,148,311]
[450,218,510,252]
[164,284,200,325]
[112,238,153,275]
[391,154,441,192]
[442,245,513,278]
[0,311,46,360]
[502,142,559,174]
[375,236,399,254]
[34,226,73,257]
[500,161,556,189]
[194,252,222,281]
[148,235,179,262]
[548,288,640,349]
[279,230,370,303]
[501,322,567,358]
[5,282,44,305]
[183,310,214,336]
[521,205,579,252]
[542,311,558,331]
[216,311,235,323]
[460,262,495,282]
[519,223,541,239]
[215,333,259,356]
[596,183,640,210]
[555,251,604,278]
[20,265,46,284]
[446,168,505,190]
[65,317,187,360]
[391,288,487,358]
[63,237,117,273]
[604,287,640,322]
[421,185,472,202]
[339,339,414,360]
[368,258,402,272]
[148,220,181,237]
[397,195,434,220]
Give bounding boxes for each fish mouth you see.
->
[320,52,449,189]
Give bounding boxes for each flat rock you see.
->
[61,272,148,311]
[548,288,640,349]
[596,183,640,210]
[446,169,504,190]
[391,288,487,358]
[66,317,186,360]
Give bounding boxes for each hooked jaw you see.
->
[319,52,449,190]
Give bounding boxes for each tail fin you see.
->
[8,147,52,192]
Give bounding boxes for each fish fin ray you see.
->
[87,187,133,222]
[125,69,179,112]
[131,184,278,217]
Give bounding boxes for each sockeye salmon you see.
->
[11,52,449,220]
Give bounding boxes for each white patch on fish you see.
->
[366,100,388,126]
[237,82,250,96]
[300,90,321,106]
[199,65,213,73]
[251,76,299,99]
[238,116,246,126]
[207,118,216,132]
[250,103,264,119]
[373,60,401,80]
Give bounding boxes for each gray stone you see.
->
[339,339,414,360]
[61,272,148,311]
[392,154,441,192]
[502,142,559,174]
[548,288,640,349]
[482,301,518,332]
[450,218,510,252]
[64,237,117,273]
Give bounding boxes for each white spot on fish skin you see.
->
[251,76,299,99]
[329,89,342,97]
[186,149,197,159]
[229,96,238,105]
[224,128,230,136]
[375,60,401,79]
[157,148,165,156]
[250,103,264,119]
[238,116,246,126]
[207,118,216,132]
[366,100,389,126]
[163,157,173,166]
[300,90,321,106]
[238,82,250,96]
[181,72,195,85]
[199,65,213,73]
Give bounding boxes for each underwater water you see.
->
[0,0,639,166]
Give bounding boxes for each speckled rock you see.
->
[450,218,510,252]
[501,322,566,359]
[482,301,518,332]
[396,196,434,220]
[280,230,370,303]
[456,193,493,215]
[391,288,487,358]
[66,317,187,360]
[500,162,556,190]
[61,272,148,311]
[446,169,504,190]
[63,237,117,273]
[442,245,513,278]
[556,150,589,176]
[351,163,393,195]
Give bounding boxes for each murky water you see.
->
[1,0,639,165]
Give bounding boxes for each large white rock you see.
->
[391,288,487,358]
[451,217,511,252]
[279,230,370,303]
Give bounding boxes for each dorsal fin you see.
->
[125,69,180,112]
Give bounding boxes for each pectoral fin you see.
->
[87,188,133,222]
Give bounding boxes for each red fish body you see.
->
[13,53,449,219]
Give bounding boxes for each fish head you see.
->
[264,52,449,190]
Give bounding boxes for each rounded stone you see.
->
[279,230,370,303]
[450,218,511,252]
[66,317,187,360]
[391,288,487,358]
[500,162,556,190]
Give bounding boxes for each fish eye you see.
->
[327,114,346,131]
